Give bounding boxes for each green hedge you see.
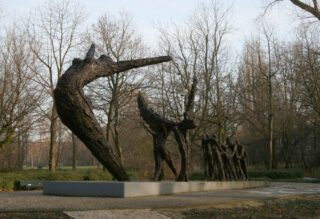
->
[249,168,304,180]
[0,169,112,191]
[189,172,207,180]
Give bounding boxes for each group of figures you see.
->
[137,77,198,181]
[202,135,248,181]
[138,77,249,182]
[54,43,248,182]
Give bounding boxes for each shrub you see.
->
[189,172,206,180]
[305,167,320,179]
[82,169,112,181]
[189,168,304,181]
[248,169,304,180]
[0,176,16,191]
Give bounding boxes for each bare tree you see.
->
[26,0,85,171]
[267,0,320,20]
[265,0,320,168]
[262,25,280,169]
[296,25,320,119]
[0,26,42,150]
[237,25,282,169]
[153,1,234,172]
[87,12,146,165]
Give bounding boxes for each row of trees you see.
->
[1,0,320,174]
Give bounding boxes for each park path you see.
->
[0,182,319,218]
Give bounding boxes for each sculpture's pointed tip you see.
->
[89,43,96,51]
[85,43,96,59]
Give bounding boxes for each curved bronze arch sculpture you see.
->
[54,43,172,181]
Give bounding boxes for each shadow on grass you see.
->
[0,211,71,219]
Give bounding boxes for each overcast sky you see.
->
[1,0,301,53]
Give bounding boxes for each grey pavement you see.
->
[0,182,319,218]
[65,209,171,219]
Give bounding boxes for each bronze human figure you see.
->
[54,43,172,181]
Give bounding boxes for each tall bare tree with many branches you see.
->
[27,0,85,171]
[87,12,146,165]
[0,26,43,150]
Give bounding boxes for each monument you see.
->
[43,44,268,197]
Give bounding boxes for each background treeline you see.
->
[1,0,320,178]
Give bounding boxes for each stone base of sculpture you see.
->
[43,181,269,197]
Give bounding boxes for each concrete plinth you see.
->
[43,181,269,197]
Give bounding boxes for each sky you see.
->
[1,0,302,53]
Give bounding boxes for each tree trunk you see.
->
[268,80,274,169]
[272,139,277,169]
[267,37,274,170]
[71,133,78,170]
[49,105,59,171]
[268,118,273,170]
[57,121,63,168]
[16,129,25,170]
[106,93,114,142]
[113,99,123,165]
[54,43,171,181]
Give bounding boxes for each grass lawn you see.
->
[0,168,113,191]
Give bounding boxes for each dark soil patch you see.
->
[0,211,71,219]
